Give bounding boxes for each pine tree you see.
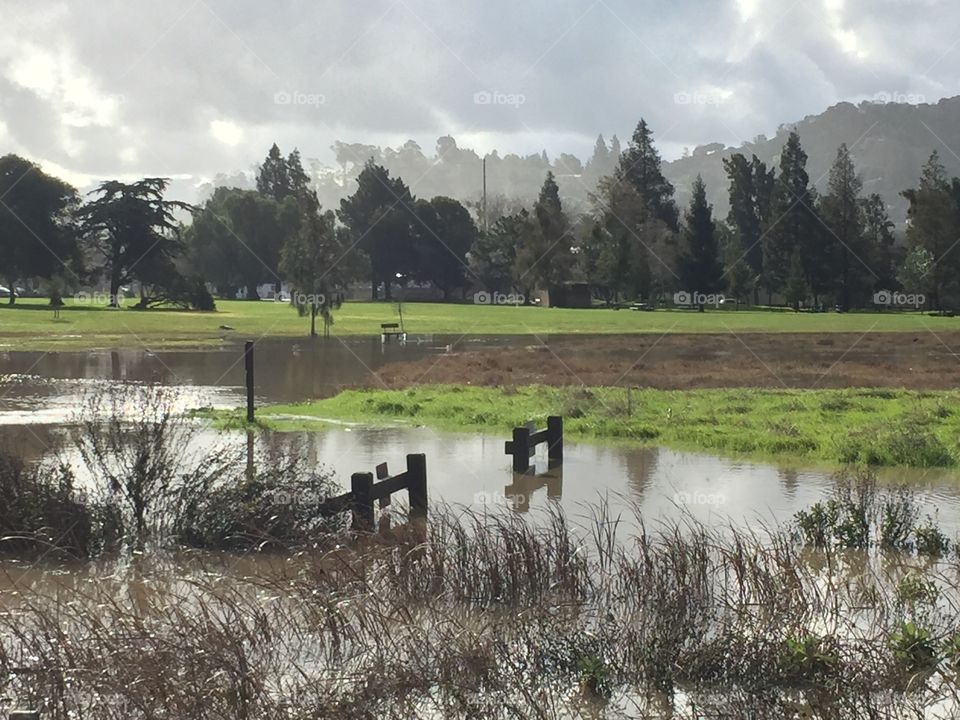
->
[902,151,959,309]
[861,194,898,293]
[763,131,819,304]
[589,135,609,173]
[256,144,291,202]
[820,144,866,310]
[610,135,621,161]
[723,153,774,299]
[514,172,572,293]
[679,176,725,307]
[616,119,679,231]
[286,149,319,212]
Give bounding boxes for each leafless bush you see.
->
[3,503,960,718]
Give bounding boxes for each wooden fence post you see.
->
[406,453,428,518]
[547,415,563,465]
[244,341,255,423]
[351,472,374,530]
[510,426,531,472]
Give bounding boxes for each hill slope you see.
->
[663,97,960,226]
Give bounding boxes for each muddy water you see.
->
[243,425,960,532]
[3,337,960,532]
[0,334,550,417]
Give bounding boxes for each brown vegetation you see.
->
[370,332,960,390]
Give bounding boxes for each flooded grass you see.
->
[8,386,960,716]
[3,496,960,718]
[230,385,960,468]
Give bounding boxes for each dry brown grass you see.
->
[371,332,960,390]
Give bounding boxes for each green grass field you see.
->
[205,384,960,469]
[0,297,954,351]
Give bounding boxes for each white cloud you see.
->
[0,0,955,195]
[209,119,243,147]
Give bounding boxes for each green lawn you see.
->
[207,384,960,469]
[0,297,954,351]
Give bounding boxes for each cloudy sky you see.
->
[0,0,956,198]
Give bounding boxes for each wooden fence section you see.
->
[315,453,427,530]
[504,416,563,472]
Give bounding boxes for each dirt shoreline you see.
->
[368,332,960,390]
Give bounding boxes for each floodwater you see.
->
[2,336,960,532]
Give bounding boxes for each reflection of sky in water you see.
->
[150,425,960,537]
[3,339,960,535]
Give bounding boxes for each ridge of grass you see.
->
[209,385,960,469]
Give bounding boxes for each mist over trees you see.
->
[4,107,960,323]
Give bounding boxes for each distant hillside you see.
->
[219,97,960,227]
[663,97,960,227]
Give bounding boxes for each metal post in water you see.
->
[244,341,255,423]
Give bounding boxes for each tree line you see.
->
[1,119,958,334]
[467,120,958,312]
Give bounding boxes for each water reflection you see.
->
[503,463,563,513]
[0,335,579,423]
[172,426,960,533]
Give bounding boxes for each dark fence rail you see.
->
[314,453,427,530]
[504,416,563,472]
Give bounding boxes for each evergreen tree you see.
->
[616,119,679,231]
[763,131,819,304]
[513,172,572,293]
[723,153,774,301]
[609,135,621,161]
[256,144,291,202]
[468,211,527,293]
[286,149,319,212]
[820,144,867,310]
[860,193,898,293]
[78,178,192,306]
[679,176,725,306]
[338,161,417,300]
[902,151,959,308]
[588,135,609,174]
[280,208,349,337]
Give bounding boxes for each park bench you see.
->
[381,322,406,342]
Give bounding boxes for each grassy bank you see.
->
[227,385,960,468]
[0,297,953,350]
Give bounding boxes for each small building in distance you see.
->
[536,282,592,308]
